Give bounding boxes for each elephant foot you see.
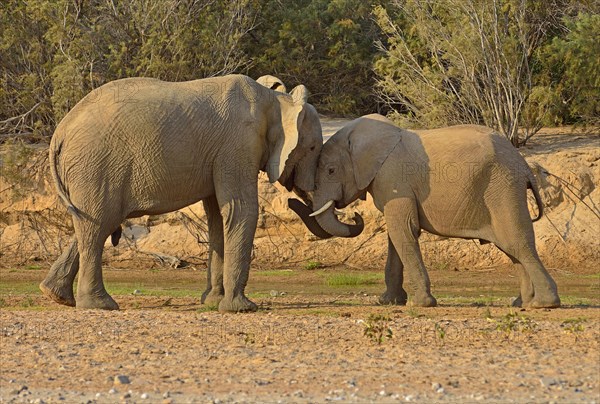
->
[378,290,408,306]
[39,279,76,307]
[76,291,119,310]
[408,294,437,307]
[201,289,224,305]
[218,295,258,313]
[511,295,523,307]
[524,294,561,309]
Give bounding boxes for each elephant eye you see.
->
[310,146,315,151]
[328,167,335,175]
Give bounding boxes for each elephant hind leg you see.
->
[201,196,225,306]
[510,262,535,308]
[73,218,119,310]
[493,236,560,308]
[40,237,79,307]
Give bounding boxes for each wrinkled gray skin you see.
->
[40,74,322,312]
[292,114,560,308]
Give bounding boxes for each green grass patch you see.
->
[324,273,383,287]
[256,269,296,277]
[304,261,323,270]
[0,281,43,295]
[196,303,219,313]
[25,265,42,270]
[558,295,593,306]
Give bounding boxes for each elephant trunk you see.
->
[288,199,333,239]
[289,196,364,239]
[313,202,364,238]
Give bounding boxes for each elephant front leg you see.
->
[201,196,225,306]
[39,238,79,307]
[379,236,408,305]
[216,194,259,313]
[385,199,437,307]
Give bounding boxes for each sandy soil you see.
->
[1,303,599,403]
[1,125,599,403]
[1,125,599,275]
[1,266,599,403]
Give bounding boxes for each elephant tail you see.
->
[49,138,81,219]
[527,172,544,222]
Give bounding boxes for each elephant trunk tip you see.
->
[348,213,365,237]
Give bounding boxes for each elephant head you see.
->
[257,75,321,199]
[290,115,401,238]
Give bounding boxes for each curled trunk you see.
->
[288,198,364,238]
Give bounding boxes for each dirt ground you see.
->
[1,265,599,403]
[1,124,599,402]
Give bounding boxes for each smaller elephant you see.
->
[291,114,560,308]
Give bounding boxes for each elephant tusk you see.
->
[334,209,344,216]
[309,200,334,217]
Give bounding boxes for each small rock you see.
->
[114,375,131,385]
[133,289,142,295]
[269,290,279,297]
[540,377,558,387]
[448,380,460,388]
[95,393,101,398]
[141,393,149,399]
[122,392,131,399]
[379,390,387,396]
[163,391,171,398]
[432,382,442,391]
[33,399,45,404]
[405,395,414,402]
[108,388,118,394]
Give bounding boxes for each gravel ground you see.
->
[1,297,599,403]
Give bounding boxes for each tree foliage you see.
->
[1,0,256,140]
[1,0,598,145]
[246,0,384,115]
[373,0,596,146]
[538,12,600,126]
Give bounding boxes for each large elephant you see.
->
[40,74,322,312]
[291,114,560,308]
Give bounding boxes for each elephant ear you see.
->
[256,75,287,93]
[290,85,309,104]
[266,100,306,183]
[349,119,402,190]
